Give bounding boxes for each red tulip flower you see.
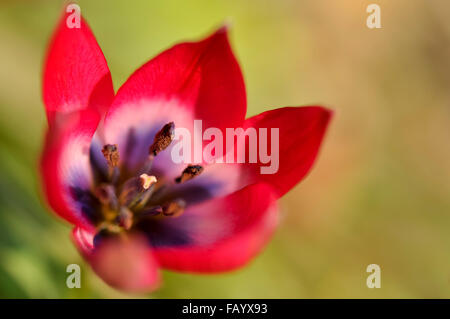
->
[40,10,332,292]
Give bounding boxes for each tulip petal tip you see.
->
[217,19,233,34]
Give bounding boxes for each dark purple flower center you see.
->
[89,122,204,246]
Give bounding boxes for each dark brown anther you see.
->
[163,199,186,218]
[116,206,133,230]
[102,144,120,167]
[140,205,163,218]
[149,122,175,156]
[175,165,204,183]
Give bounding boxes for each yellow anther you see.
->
[140,174,157,190]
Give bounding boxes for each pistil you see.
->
[95,184,118,210]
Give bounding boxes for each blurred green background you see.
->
[0,0,449,298]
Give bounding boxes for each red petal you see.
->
[72,229,161,293]
[40,109,100,229]
[106,26,246,131]
[43,7,114,123]
[241,106,333,197]
[71,227,95,259]
[153,183,279,272]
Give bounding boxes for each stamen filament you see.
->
[119,175,157,208]
[138,154,155,175]
[119,177,145,206]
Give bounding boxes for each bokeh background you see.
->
[0,0,449,298]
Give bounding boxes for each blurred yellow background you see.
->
[0,0,449,298]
